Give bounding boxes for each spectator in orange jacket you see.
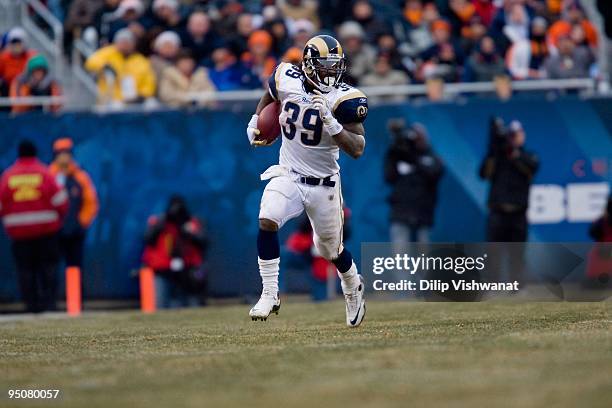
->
[10,55,62,114]
[547,2,598,49]
[0,27,36,98]
[0,140,68,313]
[50,138,99,269]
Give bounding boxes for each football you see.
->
[256,101,281,144]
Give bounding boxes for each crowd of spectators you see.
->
[0,0,603,109]
[0,28,63,113]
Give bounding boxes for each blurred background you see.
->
[0,0,610,310]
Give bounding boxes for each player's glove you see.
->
[247,114,275,147]
[246,114,260,144]
[246,114,271,147]
[312,90,343,136]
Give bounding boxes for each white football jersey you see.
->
[268,62,368,178]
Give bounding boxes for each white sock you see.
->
[337,261,359,294]
[258,257,279,295]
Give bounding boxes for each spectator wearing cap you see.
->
[151,31,181,80]
[361,52,410,103]
[277,0,320,31]
[0,28,37,98]
[0,140,68,313]
[181,11,220,66]
[543,34,594,79]
[209,45,260,91]
[506,16,549,79]
[337,21,376,85]
[463,36,507,82]
[159,49,216,107]
[242,30,277,85]
[85,28,156,104]
[49,138,98,270]
[107,0,146,47]
[10,55,62,114]
[548,2,598,50]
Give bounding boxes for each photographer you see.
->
[142,195,209,308]
[384,119,444,244]
[479,119,539,242]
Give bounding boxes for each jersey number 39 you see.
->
[282,101,323,146]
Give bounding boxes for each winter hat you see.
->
[26,54,49,74]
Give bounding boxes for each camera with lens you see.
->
[388,119,421,154]
[488,116,511,154]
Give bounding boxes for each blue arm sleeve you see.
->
[334,97,368,124]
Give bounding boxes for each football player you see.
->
[246,35,368,327]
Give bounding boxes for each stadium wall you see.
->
[0,96,610,300]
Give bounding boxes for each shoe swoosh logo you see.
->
[350,304,362,326]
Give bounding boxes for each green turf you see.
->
[0,301,610,408]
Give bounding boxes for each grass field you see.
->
[1,301,611,408]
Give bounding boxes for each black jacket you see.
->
[384,144,444,226]
[479,147,539,212]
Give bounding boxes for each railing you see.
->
[0,95,65,108]
[0,77,600,113]
[19,0,64,76]
[186,77,598,103]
